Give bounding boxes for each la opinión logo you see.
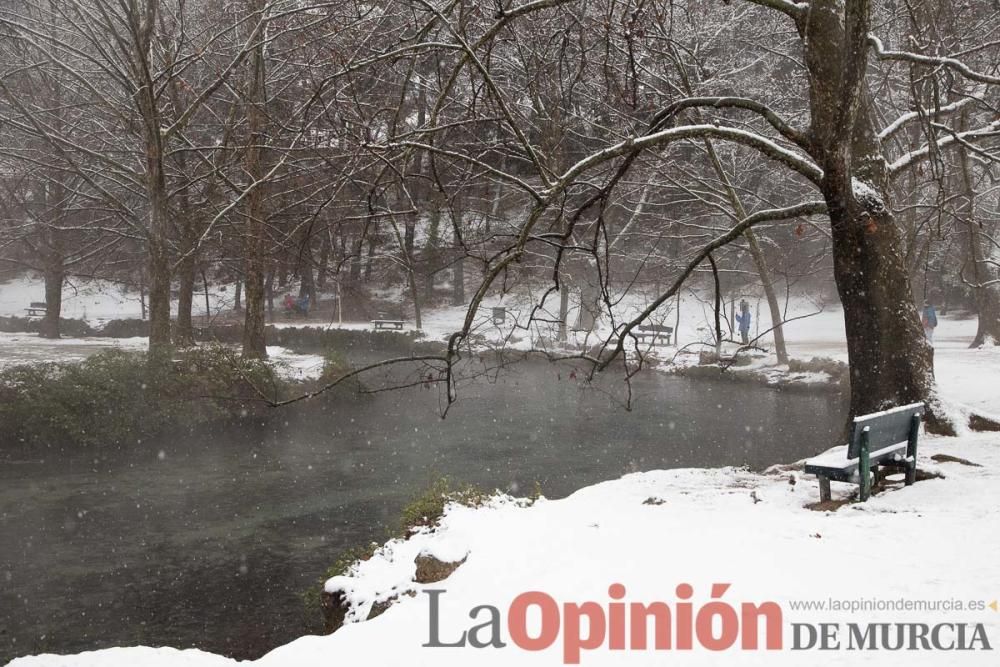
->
[423,582,783,663]
[422,584,995,663]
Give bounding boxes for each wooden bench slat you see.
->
[848,403,924,459]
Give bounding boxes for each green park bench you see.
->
[25,301,48,317]
[805,402,924,502]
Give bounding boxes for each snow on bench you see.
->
[804,402,924,502]
[635,324,673,346]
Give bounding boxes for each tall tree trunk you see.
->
[364,228,377,282]
[139,271,148,321]
[174,249,196,347]
[132,0,172,358]
[316,233,330,290]
[40,256,63,339]
[399,212,421,329]
[202,268,212,327]
[803,0,944,431]
[423,206,441,300]
[745,231,789,363]
[452,255,465,306]
[234,279,243,312]
[349,233,364,282]
[558,280,570,342]
[265,269,275,322]
[173,188,196,347]
[298,232,318,306]
[146,197,173,356]
[241,0,268,359]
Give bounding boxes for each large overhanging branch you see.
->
[870,35,1000,86]
[889,119,1000,176]
[736,0,808,21]
[879,96,981,142]
[595,200,829,371]
[558,124,824,189]
[648,96,811,152]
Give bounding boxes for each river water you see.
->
[0,359,844,662]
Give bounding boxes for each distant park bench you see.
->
[634,324,673,346]
[805,402,924,502]
[371,319,405,331]
[24,301,47,317]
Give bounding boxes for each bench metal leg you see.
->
[818,476,831,502]
[905,414,920,486]
[859,429,872,502]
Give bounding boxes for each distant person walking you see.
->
[735,299,751,345]
[921,301,938,344]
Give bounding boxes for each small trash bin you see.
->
[492,307,506,324]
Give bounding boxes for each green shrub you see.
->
[397,476,491,533]
[319,350,353,384]
[267,326,443,357]
[0,315,93,337]
[97,318,149,338]
[0,346,282,447]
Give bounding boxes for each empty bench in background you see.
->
[634,324,673,346]
[805,402,924,502]
[371,319,405,331]
[25,301,47,317]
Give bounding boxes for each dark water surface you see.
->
[0,360,844,662]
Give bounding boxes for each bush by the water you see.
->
[0,315,93,337]
[397,476,493,533]
[0,346,281,447]
[97,318,149,338]
[268,326,440,357]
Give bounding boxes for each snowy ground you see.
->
[264,347,326,382]
[0,275,238,327]
[0,332,148,367]
[0,332,325,382]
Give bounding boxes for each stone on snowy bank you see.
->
[320,588,349,633]
[931,454,983,467]
[414,551,467,584]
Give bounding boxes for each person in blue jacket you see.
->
[921,301,938,343]
[735,299,751,345]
